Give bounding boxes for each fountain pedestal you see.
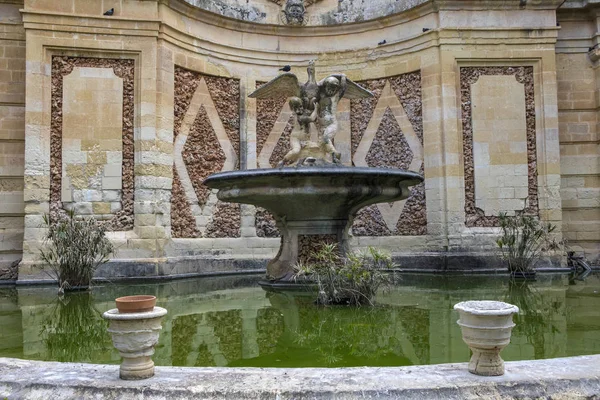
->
[204,166,423,283]
[103,307,167,380]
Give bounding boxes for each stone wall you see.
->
[50,57,135,231]
[556,5,600,265]
[0,1,25,276]
[171,67,241,238]
[3,0,593,279]
[460,67,538,227]
[350,73,427,236]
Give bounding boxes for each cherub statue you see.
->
[249,61,372,166]
[278,97,319,167]
[317,75,346,163]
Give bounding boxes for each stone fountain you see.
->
[204,62,423,285]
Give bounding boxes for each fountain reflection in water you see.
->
[1,274,599,367]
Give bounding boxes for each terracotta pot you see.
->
[115,295,156,313]
[454,300,519,376]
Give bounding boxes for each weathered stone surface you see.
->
[184,0,429,26]
[171,67,241,238]
[268,115,294,167]
[184,105,227,207]
[255,81,290,237]
[365,108,413,170]
[1,355,599,399]
[0,258,19,280]
[204,166,421,280]
[351,72,426,236]
[50,56,134,231]
[461,67,539,227]
[255,207,279,238]
[205,201,241,238]
[455,301,519,376]
[255,81,288,159]
[104,307,167,380]
[297,234,337,265]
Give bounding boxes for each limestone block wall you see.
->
[6,0,589,278]
[0,2,25,274]
[556,4,600,265]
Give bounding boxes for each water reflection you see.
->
[39,292,113,363]
[0,274,598,367]
[505,280,561,360]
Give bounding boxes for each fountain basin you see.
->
[204,166,422,220]
[204,166,423,282]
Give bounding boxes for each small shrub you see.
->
[496,213,556,273]
[294,244,394,306]
[40,210,114,290]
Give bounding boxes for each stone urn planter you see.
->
[103,306,167,380]
[454,300,519,376]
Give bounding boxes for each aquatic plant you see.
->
[39,209,114,290]
[294,244,394,306]
[496,213,557,273]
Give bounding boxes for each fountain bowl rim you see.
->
[203,166,424,187]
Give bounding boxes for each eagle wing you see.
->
[249,73,301,99]
[327,74,374,99]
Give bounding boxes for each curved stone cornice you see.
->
[164,0,436,37]
[20,0,561,67]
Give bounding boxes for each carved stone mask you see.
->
[283,0,306,25]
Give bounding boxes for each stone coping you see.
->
[1,355,599,399]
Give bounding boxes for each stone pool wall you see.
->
[1,355,599,399]
[0,0,598,280]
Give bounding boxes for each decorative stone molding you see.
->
[350,72,427,236]
[171,66,241,238]
[460,66,539,227]
[268,0,324,25]
[50,56,134,231]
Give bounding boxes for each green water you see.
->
[0,273,599,368]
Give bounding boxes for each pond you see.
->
[0,273,599,368]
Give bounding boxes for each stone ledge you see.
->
[0,355,599,399]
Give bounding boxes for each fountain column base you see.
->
[266,219,349,281]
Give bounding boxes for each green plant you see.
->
[496,213,557,273]
[294,244,394,306]
[40,209,114,290]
